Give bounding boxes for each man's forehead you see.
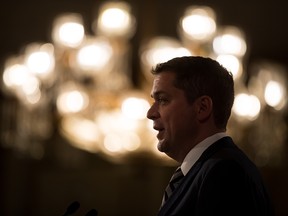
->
[150,72,175,95]
[153,72,175,85]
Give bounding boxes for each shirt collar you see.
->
[181,132,228,176]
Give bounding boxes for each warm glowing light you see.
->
[103,131,140,153]
[21,75,40,95]
[121,97,150,120]
[180,7,216,41]
[104,133,123,152]
[141,37,192,68]
[249,63,287,111]
[59,23,84,47]
[216,54,242,79]
[61,116,100,152]
[264,81,285,108]
[3,59,43,105]
[213,26,247,56]
[23,88,41,105]
[96,109,143,154]
[26,51,51,73]
[101,8,129,30]
[233,93,261,120]
[57,89,89,114]
[76,38,113,71]
[146,47,191,66]
[24,43,55,82]
[3,63,30,88]
[123,133,141,151]
[97,110,138,133]
[52,14,85,47]
[96,2,135,37]
[2,3,287,165]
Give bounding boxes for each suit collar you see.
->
[181,133,228,175]
[158,136,235,216]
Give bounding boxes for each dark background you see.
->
[1,0,288,215]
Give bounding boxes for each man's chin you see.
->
[157,140,167,153]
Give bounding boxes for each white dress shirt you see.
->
[181,132,228,176]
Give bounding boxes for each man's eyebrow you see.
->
[150,91,166,98]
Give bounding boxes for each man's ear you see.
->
[195,96,213,121]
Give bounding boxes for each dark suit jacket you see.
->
[158,137,273,216]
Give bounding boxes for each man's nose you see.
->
[147,103,159,120]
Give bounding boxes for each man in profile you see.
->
[147,56,273,216]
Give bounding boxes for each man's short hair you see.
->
[152,56,234,129]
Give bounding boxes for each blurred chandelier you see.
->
[1,2,287,165]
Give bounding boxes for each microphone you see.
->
[85,209,98,216]
[62,201,80,216]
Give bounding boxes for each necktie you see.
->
[161,167,184,206]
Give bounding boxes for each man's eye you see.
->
[157,97,168,104]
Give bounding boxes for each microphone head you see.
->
[63,201,80,216]
[85,209,98,216]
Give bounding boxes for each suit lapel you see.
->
[158,137,235,216]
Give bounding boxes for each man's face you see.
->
[147,72,199,162]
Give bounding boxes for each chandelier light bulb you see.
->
[121,97,150,120]
[233,93,261,120]
[3,63,30,88]
[57,89,89,114]
[141,37,192,68]
[24,44,54,77]
[52,14,85,48]
[264,81,285,108]
[95,2,136,38]
[76,38,113,72]
[180,6,216,41]
[216,54,242,79]
[213,26,247,57]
